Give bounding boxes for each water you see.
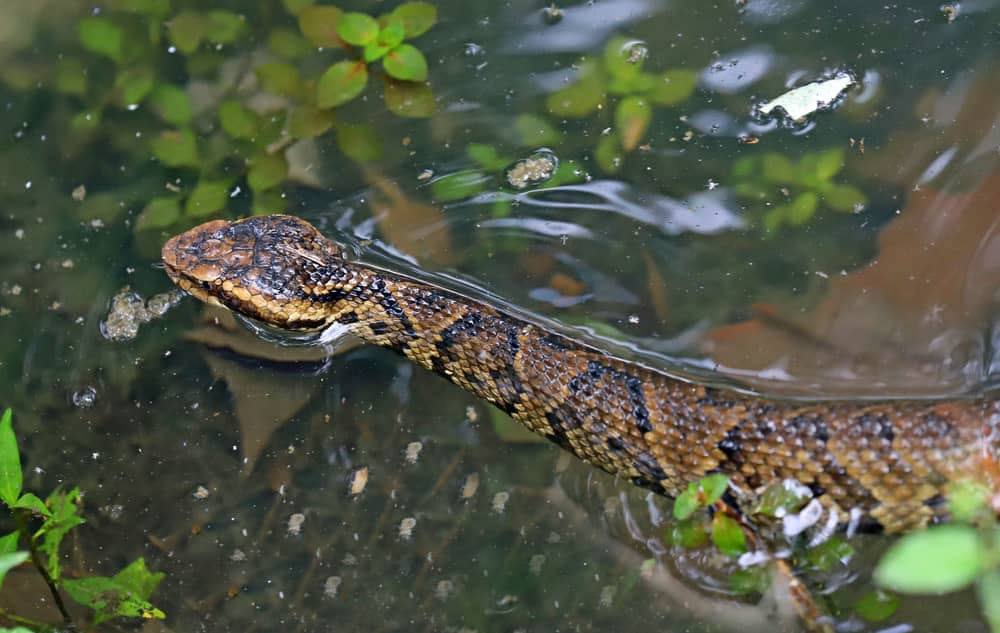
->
[0,0,998,631]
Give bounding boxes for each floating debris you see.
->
[434,579,454,601]
[287,512,306,536]
[459,473,479,500]
[71,185,87,201]
[323,576,342,598]
[541,3,563,24]
[101,287,185,342]
[404,441,423,464]
[529,554,546,575]
[230,549,246,562]
[505,150,558,189]
[491,491,510,514]
[599,585,616,607]
[347,466,369,496]
[192,485,210,500]
[398,516,417,540]
[757,72,855,123]
[941,3,960,22]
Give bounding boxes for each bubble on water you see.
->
[505,149,558,189]
[72,386,97,408]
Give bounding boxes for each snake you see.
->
[161,214,1000,533]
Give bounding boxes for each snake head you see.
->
[161,214,345,330]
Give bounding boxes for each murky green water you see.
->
[1,0,999,631]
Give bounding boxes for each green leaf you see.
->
[114,66,155,107]
[384,78,435,118]
[268,28,312,60]
[978,570,1000,633]
[647,68,698,106]
[0,532,19,554]
[317,61,368,108]
[218,100,260,139]
[823,183,866,212]
[185,180,229,217]
[0,627,37,633]
[806,536,854,570]
[699,474,730,506]
[515,114,558,146]
[336,123,381,163]
[63,576,165,621]
[390,2,437,38]
[14,493,51,517]
[114,558,164,600]
[135,197,182,230]
[947,480,991,523]
[731,156,757,179]
[248,154,287,192]
[467,143,506,169]
[337,12,379,46]
[673,486,700,521]
[666,520,709,548]
[254,61,302,97]
[151,129,200,167]
[760,153,796,182]
[149,84,192,125]
[785,192,819,226]
[429,170,489,202]
[710,512,747,557]
[0,409,21,507]
[298,6,343,47]
[751,480,813,517]
[167,11,205,55]
[206,11,246,44]
[0,552,29,590]
[853,590,899,622]
[383,44,428,82]
[546,61,605,118]
[814,147,845,181]
[603,36,645,82]
[37,487,84,581]
[79,17,124,63]
[730,566,770,595]
[54,57,87,96]
[282,0,314,15]
[252,189,286,216]
[875,525,984,594]
[595,133,624,174]
[615,96,651,151]
[288,105,335,139]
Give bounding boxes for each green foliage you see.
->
[731,147,868,232]
[853,590,899,622]
[317,61,369,108]
[673,473,728,520]
[0,410,166,628]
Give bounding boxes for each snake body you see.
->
[162,215,1000,532]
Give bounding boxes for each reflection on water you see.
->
[1,0,999,632]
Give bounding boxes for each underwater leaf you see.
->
[135,197,182,230]
[666,521,709,548]
[150,129,199,167]
[336,123,382,163]
[298,6,344,47]
[383,44,428,82]
[854,590,899,622]
[823,183,866,212]
[63,576,165,621]
[390,2,437,38]
[167,12,206,55]
[0,552,29,590]
[114,65,155,107]
[316,61,368,108]
[248,154,288,192]
[814,147,846,181]
[364,18,406,61]
[185,180,229,217]
[337,12,379,46]
[751,480,813,517]
[785,191,819,225]
[647,68,698,105]
[206,11,246,44]
[515,114,558,146]
[603,36,645,83]
[0,410,20,507]
[254,61,302,97]
[806,536,854,570]
[547,61,605,118]
[110,0,170,17]
[594,133,624,174]
[79,16,124,63]
[282,0,314,15]
[54,57,87,96]
[149,84,192,125]
[615,96,652,151]
[288,105,335,139]
[730,567,771,595]
[253,189,286,215]
[875,525,984,594]
[467,143,507,169]
[710,513,747,557]
[430,170,490,202]
[268,28,312,60]
[218,100,260,139]
[760,152,796,183]
[384,78,435,117]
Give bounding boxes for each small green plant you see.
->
[730,147,868,232]
[0,409,165,631]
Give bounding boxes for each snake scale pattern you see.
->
[162,215,1000,532]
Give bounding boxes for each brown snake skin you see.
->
[162,215,1000,532]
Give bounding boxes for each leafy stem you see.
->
[13,510,75,630]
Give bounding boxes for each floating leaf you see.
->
[595,133,624,174]
[54,57,87,96]
[710,512,747,557]
[149,84,192,125]
[218,100,260,139]
[248,154,287,192]
[282,0,314,15]
[150,129,199,167]
[63,576,165,621]
[185,180,229,217]
[298,6,344,47]
[206,11,246,44]
[336,123,381,162]
[135,197,181,230]
[13,493,51,517]
[647,68,698,106]
[875,525,984,594]
[390,2,437,38]
[547,61,605,118]
[114,65,155,107]
[515,114,558,146]
[0,552,29,590]
[383,44,428,82]
[254,61,302,97]
[167,12,205,55]
[317,61,368,108]
[364,19,406,61]
[288,105,335,139]
[337,12,379,46]
[615,96,651,151]
[0,410,21,508]
[854,590,899,622]
[79,17,124,63]
[384,78,435,117]
[268,28,312,60]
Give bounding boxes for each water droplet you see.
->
[72,386,97,408]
